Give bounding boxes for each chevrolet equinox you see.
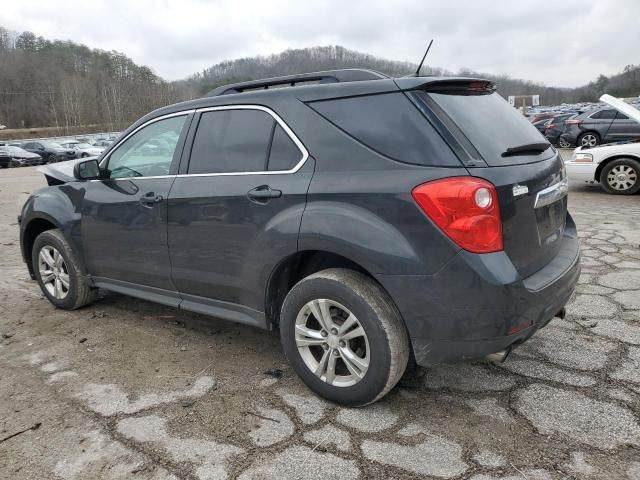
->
[19,69,580,405]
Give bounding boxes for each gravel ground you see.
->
[1,160,639,480]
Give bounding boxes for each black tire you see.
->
[81,152,89,158]
[558,137,572,148]
[578,132,600,148]
[32,229,98,310]
[599,158,640,195]
[280,268,409,406]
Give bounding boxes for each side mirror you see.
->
[74,159,101,180]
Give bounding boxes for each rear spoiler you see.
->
[394,77,496,95]
[600,94,640,125]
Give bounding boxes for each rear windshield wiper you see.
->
[501,142,551,157]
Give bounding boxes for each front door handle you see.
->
[140,192,163,206]
[247,185,282,203]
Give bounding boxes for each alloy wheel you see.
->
[294,299,370,387]
[38,245,70,299]
[580,134,598,147]
[607,164,638,192]
[558,138,572,148]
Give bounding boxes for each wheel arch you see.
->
[595,154,640,182]
[265,250,398,330]
[578,130,601,146]
[21,214,62,278]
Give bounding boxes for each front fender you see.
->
[20,184,87,275]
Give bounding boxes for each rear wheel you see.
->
[558,137,572,148]
[600,158,640,195]
[280,268,409,406]
[578,132,600,148]
[32,229,98,309]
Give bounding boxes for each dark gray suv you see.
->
[560,107,640,147]
[19,70,580,405]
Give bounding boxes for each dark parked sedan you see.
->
[20,140,77,163]
[544,113,578,147]
[0,146,44,167]
[532,118,552,133]
[560,108,640,147]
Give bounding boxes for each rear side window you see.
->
[268,124,302,171]
[309,92,458,167]
[591,111,629,120]
[189,109,274,174]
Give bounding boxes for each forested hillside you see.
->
[1,27,639,131]
[181,45,640,106]
[0,27,181,130]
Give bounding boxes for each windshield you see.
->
[76,143,94,148]
[424,91,550,164]
[43,142,64,149]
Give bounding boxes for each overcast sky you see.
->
[2,0,638,87]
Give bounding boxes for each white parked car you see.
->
[60,141,105,158]
[566,94,640,195]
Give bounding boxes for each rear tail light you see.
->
[412,177,503,253]
[547,123,556,129]
[565,119,581,125]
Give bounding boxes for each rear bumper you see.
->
[376,214,581,366]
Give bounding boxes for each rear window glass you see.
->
[268,124,302,171]
[424,92,548,163]
[189,109,274,174]
[309,92,458,167]
[590,110,617,120]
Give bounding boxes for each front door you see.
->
[168,107,313,317]
[80,113,191,293]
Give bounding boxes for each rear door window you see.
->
[268,124,303,171]
[590,110,617,120]
[188,109,274,174]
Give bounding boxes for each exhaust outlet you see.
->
[485,349,510,364]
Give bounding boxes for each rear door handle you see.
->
[247,185,282,203]
[140,192,163,206]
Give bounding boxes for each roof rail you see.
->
[205,69,389,97]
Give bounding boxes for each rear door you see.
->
[167,106,313,316]
[414,88,568,278]
[607,112,640,141]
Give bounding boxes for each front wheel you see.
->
[600,158,640,195]
[280,268,409,406]
[32,229,98,309]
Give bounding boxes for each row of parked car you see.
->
[530,103,640,148]
[0,137,116,168]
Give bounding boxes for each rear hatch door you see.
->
[406,80,568,278]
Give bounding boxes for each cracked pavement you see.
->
[1,160,639,479]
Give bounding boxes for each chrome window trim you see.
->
[534,177,569,209]
[99,110,195,173]
[97,105,309,182]
[178,104,309,178]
